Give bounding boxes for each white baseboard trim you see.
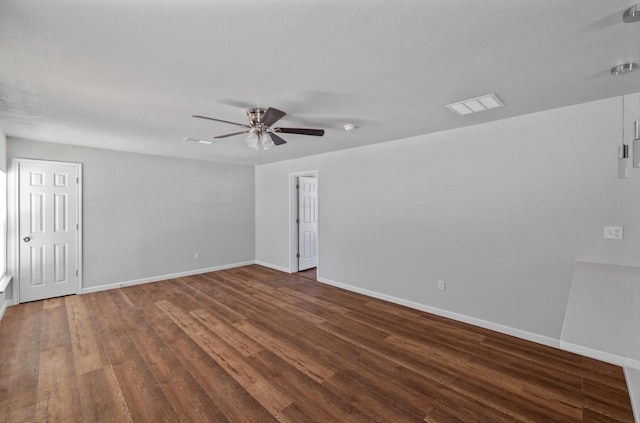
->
[79,261,255,294]
[254,260,291,273]
[316,276,561,350]
[625,367,640,423]
[0,299,14,321]
[560,341,640,369]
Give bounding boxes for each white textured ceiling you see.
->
[1,1,639,165]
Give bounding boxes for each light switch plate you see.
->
[604,226,624,240]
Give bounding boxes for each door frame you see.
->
[289,170,318,273]
[11,158,83,302]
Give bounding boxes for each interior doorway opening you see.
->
[289,171,318,278]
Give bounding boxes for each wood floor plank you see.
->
[35,380,83,423]
[252,350,373,423]
[167,334,278,422]
[174,281,247,324]
[425,397,521,423]
[277,286,350,313]
[348,303,486,357]
[322,370,427,422]
[251,292,327,325]
[65,295,109,376]
[318,320,460,386]
[156,299,294,420]
[88,293,140,367]
[131,282,273,421]
[190,309,263,357]
[42,296,66,309]
[582,376,635,422]
[127,318,229,423]
[39,301,72,351]
[36,304,84,423]
[111,358,180,423]
[226,275,301,304]
[77,367,133,423]
[88,293,181,422]
[0,301,42,423]
[234,320,335,383]
[388,334,583,421]
[0,264,634,422]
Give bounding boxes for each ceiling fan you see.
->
[192,107,324,150]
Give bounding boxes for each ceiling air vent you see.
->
[446,93,504,116]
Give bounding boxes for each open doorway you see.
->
[289,171,318,278]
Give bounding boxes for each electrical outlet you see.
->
[194,252,200,260]
[604,226,624,240]
[437,280,446,291]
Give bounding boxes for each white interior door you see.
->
[298,176,318,271]
[18,160,80,302]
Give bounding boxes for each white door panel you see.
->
[19,161,80,302]
[298,176,318,271]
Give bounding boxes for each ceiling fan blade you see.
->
[217,98,256,109]
[214,130,251,139]
[193,115,250,128]
[270,133,287,146]
[274,127,325,136]
[262,108,286,127]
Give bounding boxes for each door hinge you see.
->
[296,218,299,224]
[76,223,79,230]
[296,184,299,189]
[296,253,300,258]
[75,270,78,277]
[76,177,79,184]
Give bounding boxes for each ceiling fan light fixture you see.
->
[193,106,324,151]
[260,133,275,150]
[246,131,259,149]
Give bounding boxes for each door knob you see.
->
[23,237,30,242]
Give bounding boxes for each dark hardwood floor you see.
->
[296,267,317,281]
[0,265,634,422]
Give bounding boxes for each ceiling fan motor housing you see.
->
[247,108,267,128]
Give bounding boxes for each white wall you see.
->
[256,95,640,340]
[8,138,255,292]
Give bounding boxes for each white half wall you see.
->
[8,138,255,293]
[256,95,640,340]
[561,261,640,368]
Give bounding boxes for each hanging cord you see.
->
[621,73,629,159]
[635,24,640,168]
[622,72,625,148]
[637,22,640,141]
